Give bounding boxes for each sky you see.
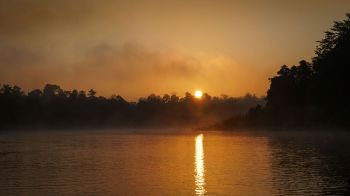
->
[1,0,350,100]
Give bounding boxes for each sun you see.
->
[194,90,203,99]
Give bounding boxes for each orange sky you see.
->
[1,0,350,100]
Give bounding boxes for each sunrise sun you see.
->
[194,90,203,99]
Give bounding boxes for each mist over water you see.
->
[0,130,349,195]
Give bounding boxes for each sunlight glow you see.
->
[195,134,206,195]
[194,90,203,99]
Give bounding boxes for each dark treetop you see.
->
[220,13,350,129]
[0,83,263,130]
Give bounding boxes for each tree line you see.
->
[0,84,264,130]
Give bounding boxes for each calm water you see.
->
[0,130,350,195]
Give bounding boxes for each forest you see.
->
[220,13,350,129]
[0,84,263,130]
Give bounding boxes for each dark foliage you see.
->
[0,84,264,130]
[221,13,350,129]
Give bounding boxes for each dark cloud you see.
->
[75,43,203,83]
[0,42,207,97]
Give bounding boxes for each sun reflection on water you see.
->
[195,134,205,195]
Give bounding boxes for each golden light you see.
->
[194,90,203,99]
[194,134,205,195]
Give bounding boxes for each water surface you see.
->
[0,130,349,195]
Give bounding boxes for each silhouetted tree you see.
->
[88,89,97,98]
[0,83,264,130]
[43,84,62,97]
[219,13,350,129]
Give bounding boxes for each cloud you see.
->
[0,42,204,96]
[0,41,266,100]
[66,42,205,95]
[75,42,201,81]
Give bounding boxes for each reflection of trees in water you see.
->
[268,132,350,195]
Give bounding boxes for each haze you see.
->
[1,0,349,100]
